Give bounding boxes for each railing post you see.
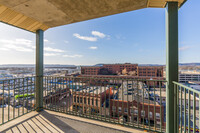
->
[166,2,178,133]
[36,29,44,111]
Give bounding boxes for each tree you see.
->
[122,68,127,75]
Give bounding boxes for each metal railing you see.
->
[0,77,36,125]
[173,81,200,133]
[43,76,166,132]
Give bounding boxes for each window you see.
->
[124,108,128,113]
[134,110,138,115]
[130,108,134,114]
[80,97,82,103]
[118,107,122,112]
[149,112,153,118]
[92,98,94,105]
[88,98,90,104]
[74,96,76,102]
[156,113,160,119]
[96,99,98,106]
[112,106,116,111]
[141,110,145,117]
[84,98,86,104]
[77,97,79,103]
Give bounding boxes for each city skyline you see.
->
[0,0,199,65]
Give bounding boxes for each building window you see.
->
[96,99,98,106]
[141,110,145,117]
[156,113,160,119]
[149,112,153,118]
[84,98,86,104]
[130,108,134,114]
[92,98,94,105]
[124,108,128,113]
[88,98,90,104]
[118,107,122,112]
[134,110,138,115]
[74,96,76,102]
[80,97,82,103]
[77,97,79,103]
[112,106,116,111]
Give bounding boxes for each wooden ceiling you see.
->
[0,0,186,32]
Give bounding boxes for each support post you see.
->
[36,29,44,111]
[166,2,178,133]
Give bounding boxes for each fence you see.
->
[0,77,36,125]
[43,76,166,132]
[173,81,200,133]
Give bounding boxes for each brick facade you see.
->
[81,64,163,78]
[110,99,165,126]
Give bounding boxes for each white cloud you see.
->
[89,46,98,50]
[91,31,106,38]
[44,53,60,56]
[0,48,10,51]
[0,38,34,52]
[44,47,64,52]
[179,46,191,51]
[64,40,69,44]
[73,33,97,42]
[44,39,55,44]
[0,39,64,53]
[63,54,83,58]
[0,39,33,47]
[4,44,33,52]
[44,39,49,43]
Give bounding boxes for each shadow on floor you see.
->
[1,111,79,133]
[44,111,131,133]
[1,110,139,133]
[39,110,79,133]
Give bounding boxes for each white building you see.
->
[179,74,200,83]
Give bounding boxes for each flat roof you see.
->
[0,0,186,32]
[82,86,109,95]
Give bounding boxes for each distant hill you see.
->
[0,63,199,68]
[0,64,77,68]
[94,64,104,67]
[179,63,200,66]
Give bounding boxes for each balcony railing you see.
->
[0,76,167,132]
[0,77,36,125]
[43,76,166,132]
[173,81,200,133]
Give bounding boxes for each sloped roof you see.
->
[0,0,186,32]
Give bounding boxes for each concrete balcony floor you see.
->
[0,110,145,133]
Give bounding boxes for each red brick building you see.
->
[81,66,101,75]
[72,87,113,114]
[110,99,165,126]
[81,64,163,78]
[103,63,138,74]
[137,66,163,77]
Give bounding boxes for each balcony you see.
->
[0,110,145,133]
[0,0,189,132]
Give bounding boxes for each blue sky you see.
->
[0,0,199,65]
